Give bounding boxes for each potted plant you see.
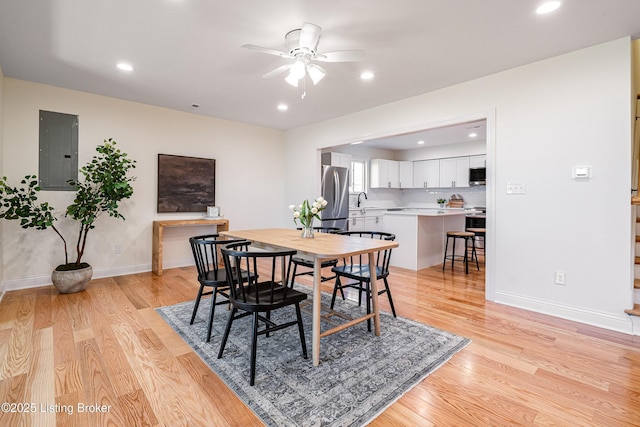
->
[0,139,136,293]
[437,198,446,208]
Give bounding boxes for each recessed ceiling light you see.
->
[536,1,561,15]
[360,71,375,80]
[116,63,134,71]
[191,104,200,108]
[417,140,425,145]
[350,141,363,145]
[468,132,478,138]
[277,103,288,111]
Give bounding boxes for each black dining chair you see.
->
[218,241,308,386]
[189,234,250,342]
[330,231,397,331]
[289,226,341,287]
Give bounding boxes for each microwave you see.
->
[469,167,486,186]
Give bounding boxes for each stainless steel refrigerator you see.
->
[320,165,349,230]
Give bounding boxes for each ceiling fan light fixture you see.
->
[243,22,365,94]
[290,59,306,79]
[285,72,300,87]
[308,66,325,85]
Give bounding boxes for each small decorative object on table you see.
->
[289,196,328,238]
[437,198,446,208]
[205,206,220,219]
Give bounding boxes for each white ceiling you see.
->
[358,119,487,151]
[1,0,639,134]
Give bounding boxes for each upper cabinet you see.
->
[413,159,440,189]
[370,159,396,188]
[322,152,352,169]
[398,161,413,189]
[439,157,470,188]
[371,153,484,190]
[469,155,486,168]
[370,159,413,189]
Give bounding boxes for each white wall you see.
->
[0,65,5,299]
[2,79,286,289]
[285,38,635,334]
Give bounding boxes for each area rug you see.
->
[156,288,470,427]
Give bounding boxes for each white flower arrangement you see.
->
[289,196,328,228]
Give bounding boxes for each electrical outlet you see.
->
[555,271,566,285]
[115,244,123,254]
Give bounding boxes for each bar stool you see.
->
[466,227,486,263]
[443,231,479,274]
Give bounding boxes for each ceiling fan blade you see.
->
[315,49,366,62]
[241,43,290,59]
[299,22,322,51]
[262,63,292,79]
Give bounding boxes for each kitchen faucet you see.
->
[357,192,368,207]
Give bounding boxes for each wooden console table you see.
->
[152,218,229,275]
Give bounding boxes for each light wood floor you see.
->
[1,259,640,426]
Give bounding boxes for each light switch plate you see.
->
[506,182,526,194]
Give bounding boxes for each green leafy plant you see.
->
[437,198,446,204]
[0,139,136,269]
[289,196,328,228]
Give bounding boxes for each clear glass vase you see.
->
[301,225,314,239]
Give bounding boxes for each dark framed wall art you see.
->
[157,154,216,213]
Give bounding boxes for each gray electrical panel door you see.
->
[39,110,78,191]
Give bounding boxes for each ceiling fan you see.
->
[241,22,365,90]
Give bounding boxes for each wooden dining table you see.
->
[221,228,399,366]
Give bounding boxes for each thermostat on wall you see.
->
[572,165,592,180]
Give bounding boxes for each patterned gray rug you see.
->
[156,287,470,427]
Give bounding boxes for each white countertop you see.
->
[350,205,482,216]
[384,208,470,217]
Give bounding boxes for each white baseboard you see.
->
[631,315,640,335]
[495,290,635,335]
[2,258,195,292]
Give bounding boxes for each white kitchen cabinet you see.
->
[387,161,399,188]
[370,159,399,188]
[348,209,385,231]
[351,216,384,231]
[370,159,413,189]
[439,157,470,188]
[412,159,440,188]
[469,155,486,168]
[349,215,364,231]
[322,152,352,169]
[398,161,413,189]
[365,215,384,231]
[349,210,366,231]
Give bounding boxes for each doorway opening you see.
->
[318,111,495,300]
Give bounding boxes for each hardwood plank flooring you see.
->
[1,260,640,426]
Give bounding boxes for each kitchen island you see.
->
[384,209,469,270]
